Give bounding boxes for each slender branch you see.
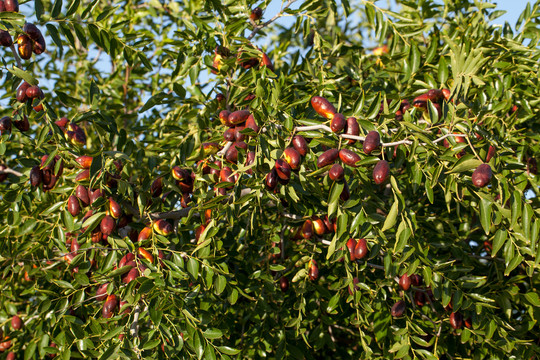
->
[0,167,23,177]
[247,0,298,41]
[148,208,191,220]
[9,44,23,69]
[295,125,469,148]
[129,304,141,338]
[217,141,232,156]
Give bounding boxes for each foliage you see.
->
[0,0,539,359]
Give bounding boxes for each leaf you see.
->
[447,158,482,174]
[505,254,523,276]
[327,181,344,218]
[381,200,399,232]
[491,229,507,257]
[217,346,241,355]
[479,198,492,235]
[187,258,199,279]
[203,329,223,339]
[8,67,38,85]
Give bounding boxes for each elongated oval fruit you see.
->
[338,149,361,167]
[228,110,251,125]
[283,147,301,170]
[220,166,234,184]
[23,23,42,41]
[11,315,22,330]
[317,148,339,168]
[75,185,90,206]
[234,125,246,141]
[137,247,154,263]
[0,30,12,47]
[223,128,235,141]
[311,96,337,119]
[100,215,116,236]
[153,219,173,236]
[330,113,346,133]
[302,219,313,239]
[250,6,263,20]
[67,195,81,217]
[17,34,32,59]
[102,294,118,318]
[486,145,496,162]
[75,169,90,182]
[373,160,390,184]
[354,238,368,259]
[472,164,492,188]
[265,168,278,190]
[75,155,93,169]
[29,165,42,187]
[312,216,327,235]
[449,312,463,330]
[292,135,309,156]
[0,116,11,133]
[329,163,344,181]
[16,82,30,102]
[151,177,163,197]
[399,273,411,291]
[138,226,152,242]
[340,180,350,201]
[411,274,423,287]
[363,131,380,154]
[279,276,289,292]
[4,0,18,12]
[245,114,259,133]
[308,260,319,280]
[391,300,406,317]
[13,115,30,132]
[109,197,122,219]
[345,117,360,144]
[96,283,109,301]
[219,110,231,126]
[275,159,291,180]
[346,238,357,261]
[89,188,103,204]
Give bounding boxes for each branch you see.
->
[9,44,23,69]
[295,125,469,148]
[148,208,191,220]
[247,0,298,41]
[129,304,141,338]
[0,167,23,177]
[217,141,232,156]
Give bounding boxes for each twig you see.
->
[0,167,23,177]
[217,141,232,156]
[9,44,23,69]
[247,0,298,41]
[129,304,141,338]
[148,208,191,220]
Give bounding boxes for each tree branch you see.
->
[9,44,23,69]
[0,167,23,177]
[247,0,298,41]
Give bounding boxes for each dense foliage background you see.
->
[0,0,539,358]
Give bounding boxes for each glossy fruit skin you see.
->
[354,238,368,259]
[219,110,231,126]
[311,96,337,119]
[279,276,289,292]
[330,113,346,133]
[29,166,42,187]
[265,169,278,190]
[26,85,40,99]
[13,115,30,132]
[275,159,291,180]
[410,274,423,287]
[67,195,81,217]
[228,110,251,125]
[100,215,116,236]
[4,0,18,12]
[345,117,360,144]
[220,166,234,184]
[449,312,463,329]
[16,82,30,102]
[6,351,15,360]
[138,247,154,263]
[346,238,357,261]
[399,273,411,291]
[245,114,260,133]
[363,131,381,154]
[340,180,350,201]
[311,217,327,235]
[283,147,301,170]
[17,34,32,59]
[0,30,12,46]
[308,260,319,280]
[250,7,263,20]
[339,149,361,167]
[486,145,496,162]
[151,177,163,197]
[317,148,339,168]
[75,155,93,169]
[96,283,108,301]
[11,315,22,330]
[292,135,309,156]
[102,294,118,318]
[153,219,173,236]
[223,128,235,141]
[373,160,390,184]
[472,164,492,188]
[329,163,344,181]
[109,197,122,219]
[75,169,90,182]
[302,219,313,239]
[0,116,11,133]
[75,185,90,206]
[391,300,406,317]
[414,291,425,306]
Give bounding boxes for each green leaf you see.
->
[217,346,241,355]
[505,254,523,276]
[203,328,223,339]
[447,158,482,174]
[479,198,492,235]
[381,200,399,232]
[491,229,507,257]
[8,67,38,85]
[327,181,344,218]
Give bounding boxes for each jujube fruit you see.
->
[292,135,309,156]
[67,195,81,217]
[265,168,278,190]
[0,30,12,47]
[399,273,411,291]
[100,215,116,236]
[338,149,361,167]
[346,238,356,261]
[391,300,406,317]
[373,160,390,184]
[330,113,346,133]
[344,117,359,144]
[311,96,337,119]
[471,164,492,188]
[275,159,292,180]
[354,238,368,259]
[102,294,118,318]
[17,34,32,59]
[283,147,301,170]
[228,110,251,125]
[250,7,263,21]
[363,131,380,154]
[317,148,339,168]
[329,163,344,181]
[153,219,173,236]
[11,315,22,330]
[449,312,463,330]
[308,260,319,280]
[4,0,18,12]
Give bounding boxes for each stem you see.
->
[0,167,23,177]
[9,44,23,69]
[247,0,298,41]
